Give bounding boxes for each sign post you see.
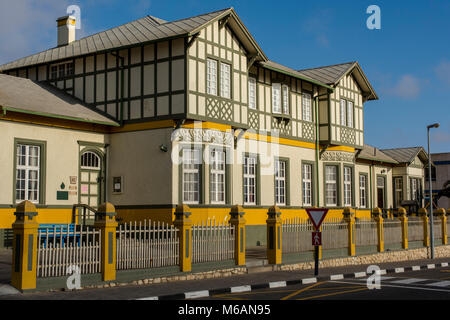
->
[306,208,329,276]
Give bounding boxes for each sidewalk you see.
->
[0,249,11,284]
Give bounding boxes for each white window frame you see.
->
[210,150,226,204]
[272,83,282,114]
[243,155,257,205]
[275,160,287,206]
[248,77,257,110]
[220,62,231,99]
[282,85,289,115]
[207,58,218,96]
[340,99,347,126]
[325,165,338,206]
[182,149,201,205]
[395,177,403,207]
[411,178,418,201]
[344,167,352,207]
[302,163,313,207]
[16,144,41,204]
[302,93,312,122]
[347,101,354,128]
[359,174,367,208]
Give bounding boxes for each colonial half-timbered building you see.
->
[0,8,427,245]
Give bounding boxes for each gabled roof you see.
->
[357,144,398,164]
[0,74,118,126]
[0,8,267,72]
[259,61,333,90]
[380,147,429,165]
[297,61,378,101]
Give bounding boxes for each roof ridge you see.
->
[297,61,356,72]
[157,7,232,26]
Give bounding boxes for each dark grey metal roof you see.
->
[0,8,231,72]
[0,74,118,126]
[297,62,356,85]
[357,144,398,164]
[380,147,428,164]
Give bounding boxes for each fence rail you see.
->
[322,218,348,250]
[383,219,402,245]
[191,220,235,264]
[37,225,101,278]
[282,218,314,253]
[433,219,442,240]
[116,220,179,270]
[355,218,378,246]
[408,217,424,242]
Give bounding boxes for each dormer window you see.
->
[272,83,290,117]
[302,93,312,122]
[282,85,289,114]
[340,99,354,128]
[248,77,256,110]
[50,62,74,80]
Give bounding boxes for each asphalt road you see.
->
[203,267,450,300]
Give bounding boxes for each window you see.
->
[275,160,287,205]
[359,175,367,208]
[340,99,354,128]
[325,166,338,206]
[394,177,403,207]
[248,77,257,110]
[411,178,418,201]
[66,63,74,76]
[343,167,352,206]
[58,64,66,79]
[50,66,58,80]
[81,151,100,169]
[282,85,289,114]
[272,83,282,114]
[210,150,226,204]
[243,156,257,205]
[207,58,218,96]
[182,149,201,204]
[340,99,347,126]
[302,93,312,122]
[302,163,313,206]
[16,144,41,203]
[220,62,231,99]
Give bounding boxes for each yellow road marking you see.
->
[297,286,368,300]
[212,289,296,299]
[280,281,323,300]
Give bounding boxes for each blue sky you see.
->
[0,0,449,153]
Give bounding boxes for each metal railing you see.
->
[282,217,314,253]
[355,218,378,246]
[408,217,424,242]
[322,218,348,250]
[383,219,402,245]
[72,204,97,226]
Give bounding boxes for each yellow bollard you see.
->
[372,208,384,253]
[11,201,39,291]
[229,205,246,266]
[266,206,282,265]
[94,202,118,282]
[436,208,447,245]
[343,207,355,257]
[418,208,430,247]
[173,204,193,272]
[398,207,408,250]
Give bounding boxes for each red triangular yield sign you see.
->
[305,208,329,230]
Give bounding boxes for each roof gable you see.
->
[380,147,428,165]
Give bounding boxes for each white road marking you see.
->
[330,274,344,280]
[390,278,430,285]
[302,278,317,284]
[441,262,449,267]
[426,281,450,288]
[185,290,210,299]
[427,264,436,269]
[412,266,421,271]
[331,280,450,293]
[231,285,251,293]
[136,296,158,300]
[269,281,286,288]
[354,272,366,278]
[395,268,404,273]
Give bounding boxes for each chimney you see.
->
[57,16,76,47]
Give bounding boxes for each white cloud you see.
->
[387,74,421,99]
[435,60,450,86]
[0,0,70,65]
[301,8,333,48]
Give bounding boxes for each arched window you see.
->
[81,151,101,170]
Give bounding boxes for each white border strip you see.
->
[442,262,449,267]
[330,274,344,280]
[395,267,404,273]
[354,272,366,278]
[230,285,251,293]
[269,281,287,288]
[185,290,210,299]
[427,264,435,269]
[136,296,158,300]
[412,265,421,271]
[302,278,317,284]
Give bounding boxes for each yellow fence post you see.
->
[372,207,384,253]
[398,207,408,250]
[436,208,447,245]
[94,202,118,282]
[11,201,39,291]
[266,206,282,265]
[343,207,355,257]
[229,205,246,266]
[418,208,430,247]
[174,204,192,272]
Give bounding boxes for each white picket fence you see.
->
[37,225,101,278]
[408,217,424,242]
[355,218,378,247]
[383,219,402,245]
[322,218,348,250]
[116,220,179,270]
[191,219,235,264]
[282,217,314,253]
[433,219,442,240]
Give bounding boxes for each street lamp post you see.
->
[427,123,439,259]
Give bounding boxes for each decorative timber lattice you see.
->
[271,118,292,136]
[248,110,259,129]
[206,98,233,122]
[302,121,315,141]
[340,127,356,145]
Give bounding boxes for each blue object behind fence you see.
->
[38,224,80,247]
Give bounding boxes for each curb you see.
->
[135,261,450,300]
